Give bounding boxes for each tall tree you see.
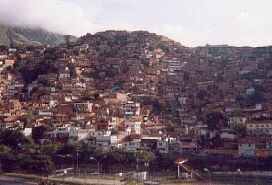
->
[64,35,71,47]
[205,111,227,130]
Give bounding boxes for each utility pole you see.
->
[84,169,86,185]
[76,149,80,176]
[204,168,212,185]
[90,156,107,174]
[0,157,2,174]
[177,165,180,179]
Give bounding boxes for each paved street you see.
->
[163,182,233,185]
[0,175,38,185]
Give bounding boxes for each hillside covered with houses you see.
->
[1,30,272,174]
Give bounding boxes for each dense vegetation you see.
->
[0,128,176,175]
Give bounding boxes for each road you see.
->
[163,182,233,185]
[0,175,38,185]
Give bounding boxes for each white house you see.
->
[108,117,117,130]
[122,139,141,151]
[246,120,272,136]
[178,97,189,105]
[69,128,91,141]
[59,67,70,79]
[220,129,236,141]
[157,139,169,153]
[125,121,142,135]
[96,135,118,151]
[229,117,247,125]
[238,137,271,157]
[255,104,263,110]
[73,102,93,113]
[246,87,255,95]
[22,128,32,137]
[197,126,218,139]
[238,138,256,157]
[88,130,111,137]
[51,126,70,137]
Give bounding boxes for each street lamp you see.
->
[176,159,188,179]
[204,168,212,185]
[0,157,2,174]
[90,156,107,174]
[76,150,79,174]
[233,169,241,184]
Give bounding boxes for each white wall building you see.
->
[125,121,141,135]
[246,121,272,136]
[122,139,141,151]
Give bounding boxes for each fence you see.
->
[203,172,272,185]
[52,169,125,185]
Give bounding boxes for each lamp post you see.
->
[176,159,188,179]
[90,156,107,174]
[0,156,2,174]
[204,168,211,185]
[76,151,79,174]
[233,169,241,184]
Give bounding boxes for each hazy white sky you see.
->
[0,0,272,47]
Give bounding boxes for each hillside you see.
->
[2,30,272,124]
[0,25,77,46]
[2,30,272,180]
[62,31,272,118]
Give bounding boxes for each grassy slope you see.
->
[0,25,77,46]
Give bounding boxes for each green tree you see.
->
[39,79,53,87]
[42,140,58,155]
[58,143,79,155]
[19,112,37,127]
[32,126,48,143]
[64,35,71,46]
[0,145,12,153]
[197,90,209,100]
[232,123,246,137]
[183,72,190,81]
[136,150,155,163]
[249,85,265,105]
[6,66,13,73]
[205,112,228,130]
[13,61,23,74]
[106,148,126,163]
[0,128,29,150]
[93,92,100,100]
[22,137,38,152]
[31,155,55,174]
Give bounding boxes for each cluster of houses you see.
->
[0,31,272,159]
